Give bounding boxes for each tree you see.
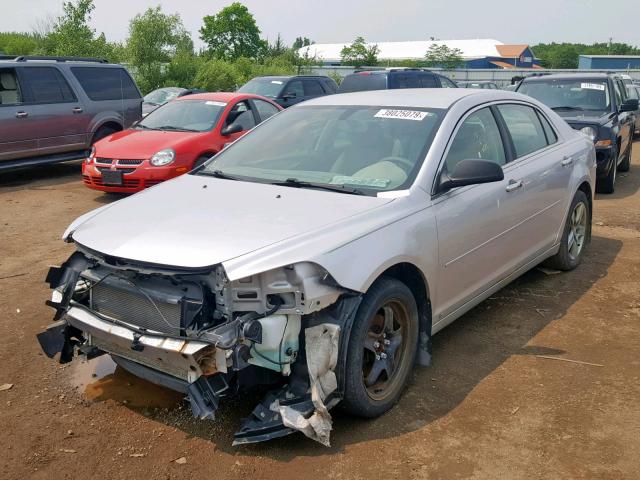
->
[424,44,463,69]
[126,6,193,93]
[44,0,117,59]
[292,36,313,50]
[340,36,379,67]
[266,33,287,58]
[199,2,266,60]
[0,32,39,55]
[531,42,640,69]
[194,59,243,91]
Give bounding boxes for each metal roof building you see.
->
[299,39,541,69]
[579,55,640,70]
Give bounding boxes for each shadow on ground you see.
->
[74,234,622,459]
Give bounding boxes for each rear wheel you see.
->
[91,125,118,145]
[543,190,590,271]
[618,140,632,173]
[341,277,419,418]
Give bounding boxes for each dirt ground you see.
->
[1,145,639,480]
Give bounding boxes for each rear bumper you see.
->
[81,163,187,193]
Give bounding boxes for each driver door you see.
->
[433,106,526,327]
[221,100,258,144]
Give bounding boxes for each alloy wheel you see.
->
[568,202,587,261]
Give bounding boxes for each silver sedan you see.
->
[40,89,596,446]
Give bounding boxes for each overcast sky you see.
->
[1,0,638,48]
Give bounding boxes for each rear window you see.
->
[338,73,387,93]
[71,67,140,101]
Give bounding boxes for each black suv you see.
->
[0,56,142,171]
[518,73,638,193]
[337,68,458,93]
[237,75,338,108]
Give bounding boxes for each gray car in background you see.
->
[39,89,595,446]
[0,56,142,171]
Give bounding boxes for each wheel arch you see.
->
[577,180,593,242]
[375,262,432,365]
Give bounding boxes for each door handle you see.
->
[15,111,28,118]
[505,180,523,192]
[561,156,573,166]
[72,107,83,114]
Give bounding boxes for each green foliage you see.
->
[163,53,202,88]
[200,2,266,61]
[45,0,119,60]
[0,32,39,55]
[532,42,640,69]
[292,36,313,50]
[340,36,379,67]
[266,33,288,58]
[424,44,464,69]
[327,71,343,85]
[126,6,193,93]
[194,59,243,91]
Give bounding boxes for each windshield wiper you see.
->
[551,106,584,111]
[135,124,156,130]
[197,169,241,180]
[156,125,199,132]
[268,178,366,196]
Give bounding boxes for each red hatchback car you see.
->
[82,92,282,193]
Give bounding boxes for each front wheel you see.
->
[341,277,419,418]
[618,140,632,173]
[192,154,213,171]
[543,190,590,271]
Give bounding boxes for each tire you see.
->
[91,126,118,145]
[341,277,419,418]
[596,152,617,194]
[192,155,213,171]
[618,140,632,173]
[543,190,590,271]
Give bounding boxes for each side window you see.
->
[21,67,76,103]
[612,81,623,108]
[0,68,22,105]
[225,100,256,131]
[438,76,457,88]
[537,111,558,145]
[284,80,304,98]
[253,99,280,122]
[497,104,549,158]
[302,79,324,96]
[322,79,337,93]
[444,107,506,172]
[393,74,409,88]
[419,74,437,88]
[71,67,140,101]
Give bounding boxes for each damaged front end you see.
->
[38,249,361,446]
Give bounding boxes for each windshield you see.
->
[238,78,285,98]
[197,105,444,194]
[143,88,184,106]
[138,99,226,132]
[518,79,611,111]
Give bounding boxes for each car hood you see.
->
[69,174,394,272]
[95,129,207,158]
[553,110,610,124]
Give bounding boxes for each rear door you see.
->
[0,67,37,161]
[494,103,574,259]
[18,66,86,155]
[302,79,325,101]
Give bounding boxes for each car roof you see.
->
[521,73,614,82]
[177,92,274,103]
[301,88,527,109]
[252,75,331,81]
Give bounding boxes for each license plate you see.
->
[102,170,123,186]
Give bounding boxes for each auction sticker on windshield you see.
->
[581,83,605,91]
[374,109,431,121]
[206,101,227,106]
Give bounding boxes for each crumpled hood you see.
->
[95,129,206,158]
[70,174,394,270]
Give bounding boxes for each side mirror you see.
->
[221,123,243,136]
[281,92,297,100]
[620,98,639,112]
[438,159,504,192]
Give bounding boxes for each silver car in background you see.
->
[39,89,595,446]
